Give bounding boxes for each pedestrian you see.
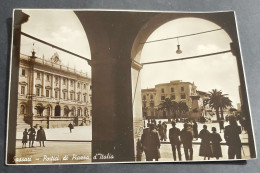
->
[136,138,143,161]
[28,125,36,148]
[180,123,193,160]
[224,115,242,159]
[68,122,74,133]
[22,128,28,148]
[198,125,212,160]
[169,121,182,161]
[193,121,198,140]
[219,118,225,133]
[162,122,167,141]
[141,123,161,161]
[157,121,164,141]
[36,126,46,147]
[211,127,222,160]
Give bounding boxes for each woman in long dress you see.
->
[22,128,28,148]
[198,125,212,160]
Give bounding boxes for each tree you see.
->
[207,89,233,120]
[178,101,189,116]
[220,96,232,119]
[34,105,47,116]
[207,89,222,121]
[158,98,174,118]
[64,107,72,116]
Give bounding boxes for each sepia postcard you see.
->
[6,9,257,165]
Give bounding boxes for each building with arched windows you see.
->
[17,52,92,128]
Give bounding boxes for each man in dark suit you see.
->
[169,121,182,161]
[224,116,242,159]
[141,123,161,161]
[180,123,193,160]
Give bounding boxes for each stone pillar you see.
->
[190,95,201,121]
[6,10,29,164]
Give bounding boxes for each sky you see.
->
[20,11,241,107]
[20,10,91,76]
[140,18,241,107]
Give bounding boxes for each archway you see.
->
[54,105,61,116]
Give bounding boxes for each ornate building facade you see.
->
[141,80,202,120]
[17,52,92,128]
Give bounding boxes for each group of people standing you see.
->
[22,125,46,148]
[140,115,243,161]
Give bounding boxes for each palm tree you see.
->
[178,101,189,117]
[171,101,179,118]
[207,89,222,120]
[34,105,47,116]
[220,96,232,119]
[158,98,173,118]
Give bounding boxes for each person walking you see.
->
[28,125,36,148]
[219,118,225,133]
[224,116,242,159]
[162,122,167,141]
[36,126,46,147]
[180,123,193,160]
[22,128,28,148]
[68,122,74,133]
[198,125,212,160]
[211,127,222,160]
[141,123,161,161]
[169,121,182,161]
[193,121,198,140]
[157,121,164,141]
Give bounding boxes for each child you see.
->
[22,128,28,148]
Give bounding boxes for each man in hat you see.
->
[180,123,193,160]
[224,115,242,159]
[169,120,182,161]
[28,125,36,147]
[141,123,161,161]
[36,126,46,147]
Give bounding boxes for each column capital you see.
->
[131,59,143,71]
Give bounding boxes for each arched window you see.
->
[20,105,25,114]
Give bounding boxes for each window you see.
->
[21,86,25,95]
[77,108,81,116]
[150,102,154,107]
[71,80,74,87]
[181,87,184,92]
[171,87,174,92]
[63,78,66,85]
[84,95,86,102]
[161,88,164,93]
[171,94,176,100]
[46,74,50,81]
[150,94,153,99]
[78,82,80,88]
[84,84,86,89]
[36,72,40,79]
[161,95,165,100]
[77,93,80,101]
[55,91,58,98]
[36,88,40,96]
[20,105,25,114]
[181,93,186,99]
[22,69,26,76]
[46,90,49,97]
[70,93,73,100]
[63,92,66,99]
[143,95,146,100]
